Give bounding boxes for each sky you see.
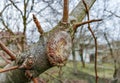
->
[0,0,120,44]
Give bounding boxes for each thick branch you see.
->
[62,0,69,23]
[0,18,14,35]
[70,0,96,22]
[0,40,16,60]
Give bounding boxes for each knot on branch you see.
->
[47,30,72,66]
[19,55,36,70]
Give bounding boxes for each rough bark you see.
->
[0,0,96,83]
[0,37,51,83]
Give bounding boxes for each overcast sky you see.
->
[0,0,120,43]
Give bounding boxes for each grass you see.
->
[39,61,114,83]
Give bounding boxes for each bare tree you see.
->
[0,0,101,83]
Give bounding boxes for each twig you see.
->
[33,14,44,35]
[82,0,98,83]
[62,0,69,23]
[9,0,23,16]
[73,19,102,32]
[0,40,16,60]
[105,10,120,18]
[1,18,15,35]
[0,66,18,73]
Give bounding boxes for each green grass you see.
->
[39,61,114,83]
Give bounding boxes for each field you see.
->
[39,61,114,83]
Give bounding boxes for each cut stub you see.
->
[47,30,72,66]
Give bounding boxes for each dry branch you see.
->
[0,40,16,60]
[0,66,18,73]
[73,19,102,32]
[82,0,98,83]
[33,14,44,35]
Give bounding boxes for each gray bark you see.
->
[0,0,96,83]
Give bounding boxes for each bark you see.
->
[70,0,96,22]
[0,0,96,82]
[0,37,51,83]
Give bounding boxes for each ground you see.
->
[39,61,114,83]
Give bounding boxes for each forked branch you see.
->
[0,40,16,60]
[33,14,44,35]
[82,0,98,83]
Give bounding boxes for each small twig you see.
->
[9,0,23,16]
[33,14,44,35]
[82,0,98,83]
[0,66,18,73]
[73,19,102,32]
[0,40,16,60]
[105,10,120,18]
[62,0,69,23]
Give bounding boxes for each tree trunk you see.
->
[0,38,52,83]
[0,0,96,82]
[72,43,78,74]
[79,47,85,68]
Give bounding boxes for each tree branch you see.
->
[82,0,98,83]
[9,0,23,16]
[33,14,44,35]
[62,0,69,23]
[0,66,18,73]
[70,0,96,22]
[73,19,102,32]
[0,40,16,60]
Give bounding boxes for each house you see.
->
[69,42,107,63]
[102,41,120,63]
